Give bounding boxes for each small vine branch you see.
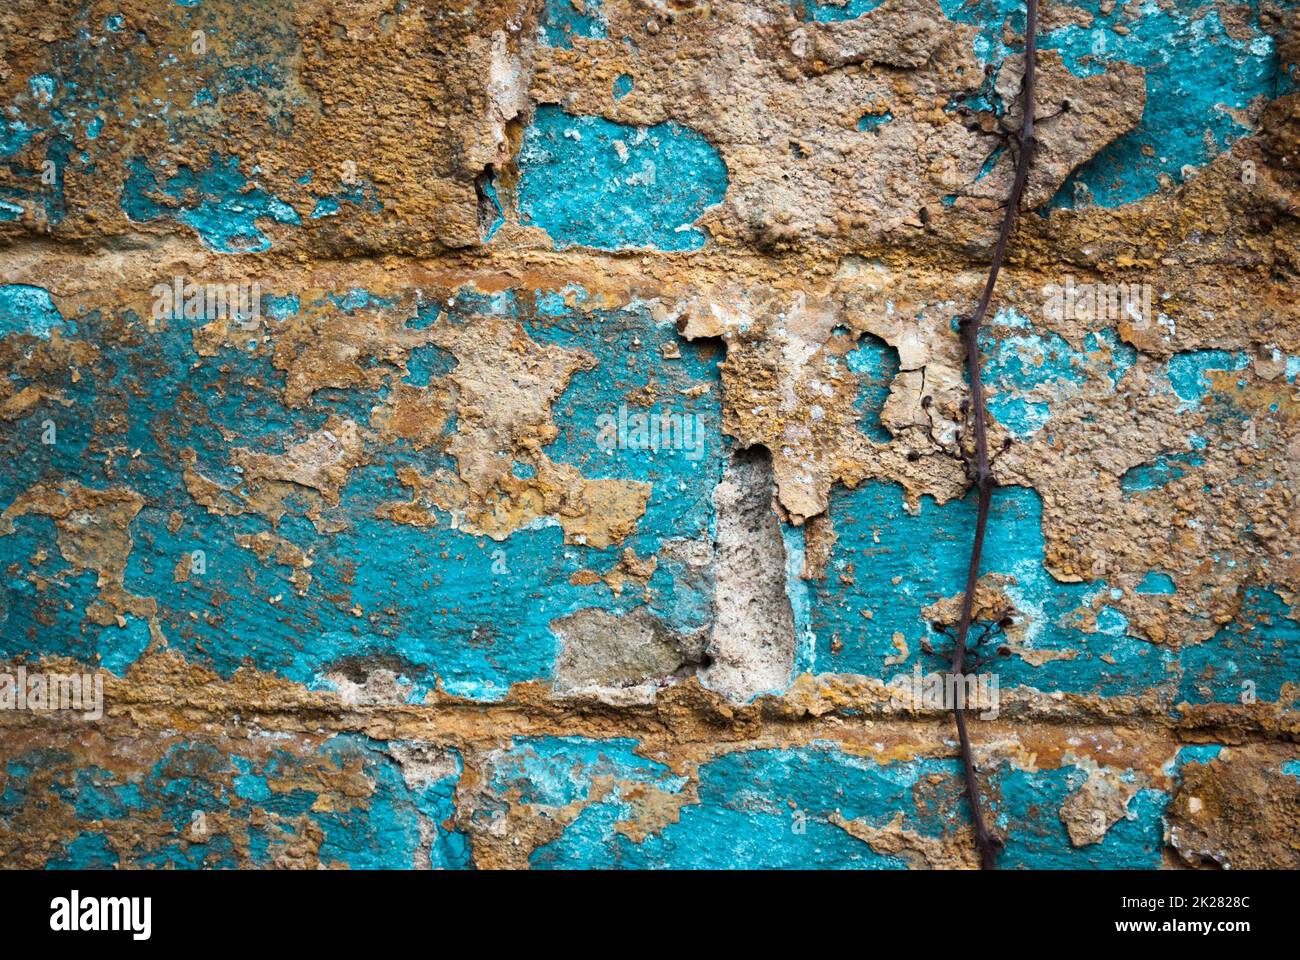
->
[950,0,1038,871]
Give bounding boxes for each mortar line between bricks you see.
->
[3,709,1279,750]
[0,239,1274,286]
[8,685,1291,742]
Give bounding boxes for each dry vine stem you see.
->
[951,0,1038,870]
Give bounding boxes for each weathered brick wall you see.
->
[1,0,1298,869]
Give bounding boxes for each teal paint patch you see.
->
[526,290,725,640]
[1043,1,1281,208]
[1136,571,1176,595]
[613,73,633,99]
[977,147,1008,184]
[934,0,1282,208]
[807,480,1176,697]
[984,333,1081,437]
[1179,588,1300,707]
[28,75,56,105]
[263,293,300,320]
[2,736,469,869]
[49,831,119,869]
[784,523,817,676]
[797,0,884,22]
[1084,327,1137,381]
[0,285,723,699]
[95,616,152,675]
[857,110,893,132]
[939,0,1025,66]
[0,117,35,158]
[1,1,303,230]
[517,105,728,251]
[123,441,571,700]
[520,741,1171,868]
[1165,349,1250,408]
[994,765,1166,869]
[0,284,64,338]
[981,310,1132,438]
[326,287,399,312]
[1282,760,1300,781]
[488,736,685,809]
[314,735,469,870]
[309,179,382,220]
[845,333,900,442]
[0,525,106,668]
[0,72,75,227]
[57,766,143,821]
[530,744,932,868]
[1175,744,1222,768]
[1,758,40,818]
[1121,445,1207,493]
[541,0,606,48]
[121,153,301,252]
[810,480,1297,708]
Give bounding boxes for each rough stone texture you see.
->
[0,0,1298,868]
[701,447,796,700]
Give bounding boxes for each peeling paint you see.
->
[1,0,1298,871]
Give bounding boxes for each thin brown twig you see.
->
[950,0,1038,871]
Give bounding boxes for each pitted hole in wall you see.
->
[475,167,504,241]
